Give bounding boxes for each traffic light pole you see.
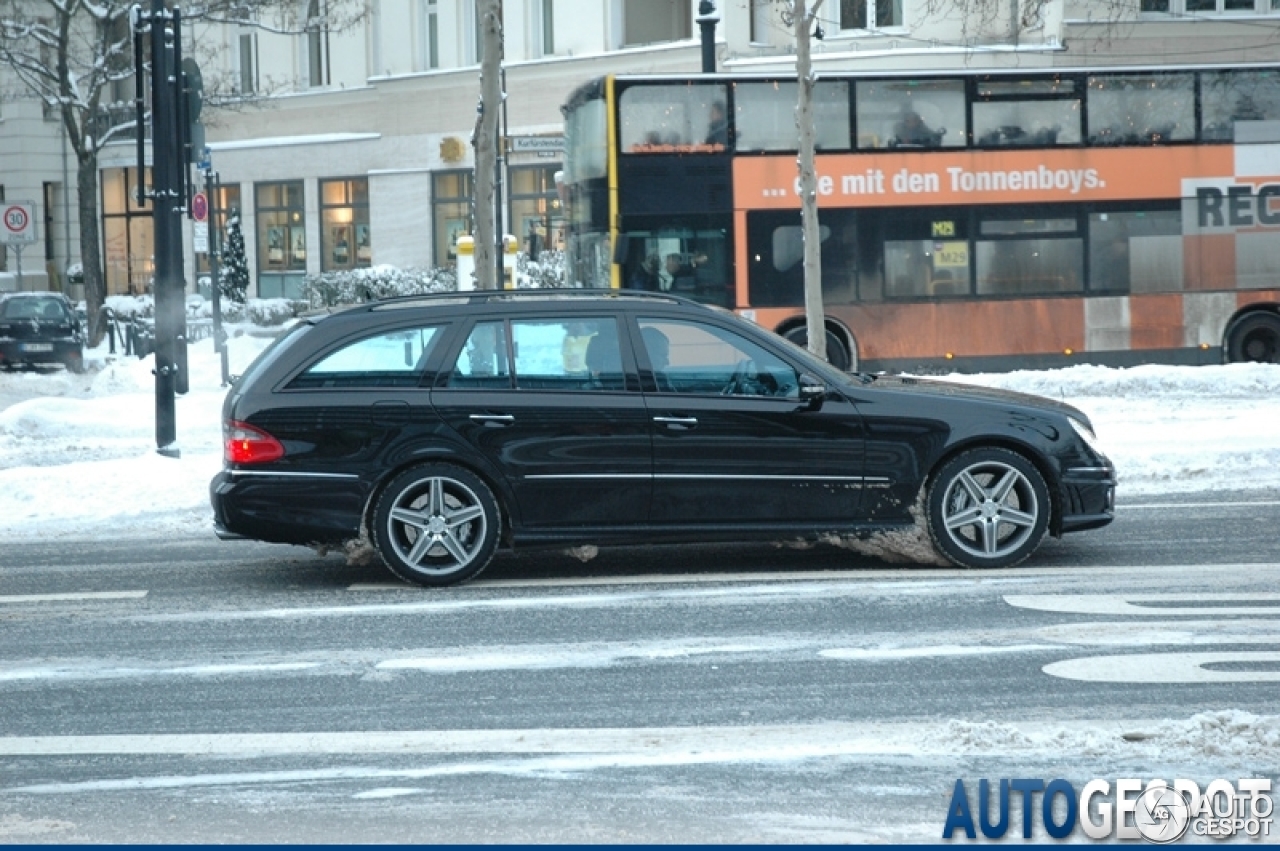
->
[137,0,190,457]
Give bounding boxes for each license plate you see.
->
[20,343,53,353]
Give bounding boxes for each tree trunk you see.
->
[76,153,108,347]
[794,0,827,362]
[471,0,503,291]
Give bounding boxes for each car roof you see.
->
[311,288,711,320]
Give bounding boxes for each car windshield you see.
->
[2,297,69,321]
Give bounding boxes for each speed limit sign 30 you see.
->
[1,203,37,244]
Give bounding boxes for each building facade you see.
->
[3,0,1278,298]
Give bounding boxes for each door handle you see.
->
[469,414,515,426]
[653,416,698,428]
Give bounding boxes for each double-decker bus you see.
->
[560,65,1280,371]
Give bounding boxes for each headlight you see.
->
[1068,417,1105,455]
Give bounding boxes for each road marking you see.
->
[1005,593,1280,617]
[5,715,1274,794]
[819,644,1057,660]
[0,662,322,683]
[0,591,147,604]
[1044,652,1280,683]
[1036,619,1280,646]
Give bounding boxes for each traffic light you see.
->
[181,56,204,163]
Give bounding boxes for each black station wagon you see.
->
[210,290,1115,586]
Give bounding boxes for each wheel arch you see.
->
[925,436,1065,538]
[773,315,859,372]
[360,449,518,547]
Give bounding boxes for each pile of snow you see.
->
[2,335,1279,542]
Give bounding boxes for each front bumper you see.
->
[1059,464,1116,534]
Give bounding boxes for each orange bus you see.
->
[561,65,1280,371]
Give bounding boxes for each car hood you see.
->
[852,374,1091,426]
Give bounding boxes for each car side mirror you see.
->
[798,373,826,406]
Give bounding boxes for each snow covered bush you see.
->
[517,250,566,289]
[301,265,456,308]
[244,298,298,326]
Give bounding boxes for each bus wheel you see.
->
[1226,312,1280,364]
[782,326,854,371]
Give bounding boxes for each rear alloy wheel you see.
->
[372,464,500,587]
[926,447,1050,569]
[1226,312,1280,364]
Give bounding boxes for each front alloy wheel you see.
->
[926,447,1050,569]
[372,464,500,586]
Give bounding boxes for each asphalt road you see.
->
[0,490,1277,843]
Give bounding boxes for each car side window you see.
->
[449,320,512,388]
[289,325,442,389]
[512,317,623,392]
[638,317,799,399]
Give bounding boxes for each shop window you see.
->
[321,177,371,272]
[433,170,473,267]
[255,180,306,299]
[100,167,153,294]
[509,165,565,259]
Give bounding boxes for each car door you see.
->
[430,314,653,530]
[637,315,866,526]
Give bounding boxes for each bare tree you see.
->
[0,0,365,345]
[471,0,503,291]
[785,0,828,362]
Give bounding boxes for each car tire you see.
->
[65,352,86,374]
[372,463,501,587]
[1225,312,1280,364]
[926,447,1050,570]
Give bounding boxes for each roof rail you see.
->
[367,287,698,311]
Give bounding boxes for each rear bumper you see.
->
[1059,465,1116,534]
[210,468,368,545]
[0,339,82,366]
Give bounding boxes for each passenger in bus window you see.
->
[665,254,698,291]
[706,101,729,147]
[629,253,662,290]
[891,110,943,148]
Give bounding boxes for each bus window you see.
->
[1201,70,1280,142]
[618,221,731,306]
[1089,207,1182,293]
[565,96,608,181]
[880,208,970,299]
[974,77,1081,147]
[855,79,965,149]
[618,83,730,153]
[976,212,1083,295]
[745,210,857,307]
[1087,74,1194,145]
[734,80,850,151]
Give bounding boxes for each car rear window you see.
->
[2,297,70,321]
[288,325,443,389]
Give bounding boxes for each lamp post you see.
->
[697,1,719,73]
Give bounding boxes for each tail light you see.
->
[224,420,285,465]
